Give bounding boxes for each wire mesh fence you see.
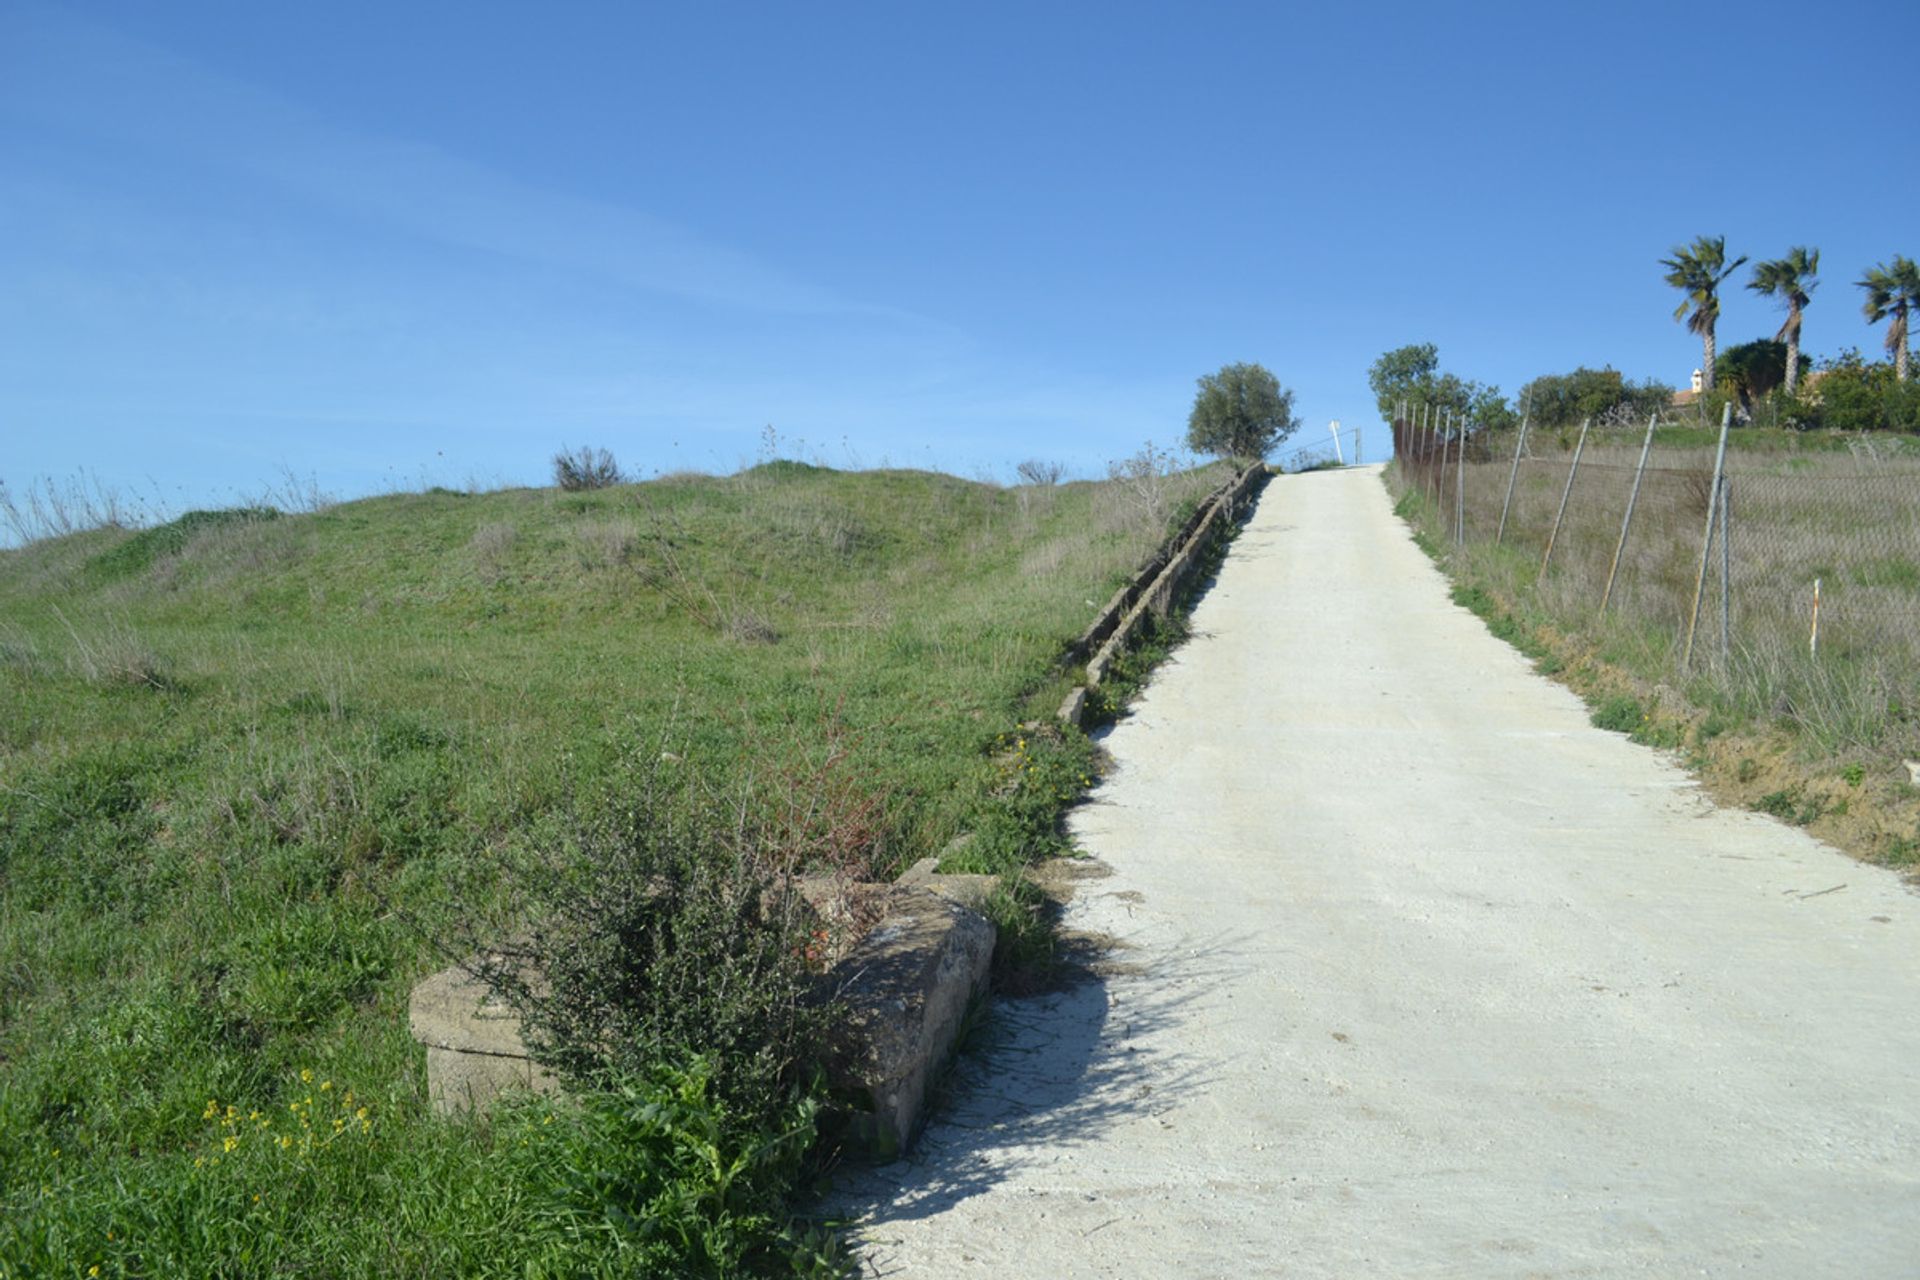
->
[1390,404,1920,688]
[1274,424,1363,473]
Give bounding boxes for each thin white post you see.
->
[1810,578,1822,657]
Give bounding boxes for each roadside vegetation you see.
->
[1386,449,1920,874]
[0,450,1227,1276]
[1364,234,1918,873]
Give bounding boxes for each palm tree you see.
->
[1661,235,1748,391]
[1747,247,1819,395]
[1858,256,1920,383]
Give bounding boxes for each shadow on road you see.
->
[824,929,1253,1260]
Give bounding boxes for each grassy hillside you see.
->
[0,459,1224,1276]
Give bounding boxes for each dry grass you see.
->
[1400,430,1920,762]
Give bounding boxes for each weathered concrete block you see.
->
[408,964,557,1114]
[897,855,1000,912]
[1057,685,1088,728]
[828,886,994,1159]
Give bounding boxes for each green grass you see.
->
[0,459,1223,1276]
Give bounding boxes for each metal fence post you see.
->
[1455,416,1466,545]
[1427,405,1439,501]
[1417,403,1428,485]
[1495,409,1530,545]
[1428,405,1441,502]
[1682,403,1733,668]
[1718,473,1732,666]
[1600,412,1658,615]
[1538,417,1591,585]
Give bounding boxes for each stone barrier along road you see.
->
[833,464,1920,1278]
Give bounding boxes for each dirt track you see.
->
[836,465,1920,1278]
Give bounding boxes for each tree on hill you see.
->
[1747,247,1819,395]
[1186,362,1300,460]
[1715,339,1806,417]
[1515,366,1674,428]
[1366,343,1515,430]
[1857,256,1920,383]
[1365,343,1439,423]
[1661,235,1747,391]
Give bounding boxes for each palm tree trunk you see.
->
[1784,308,1801,395]
[1897,309,1911,383]
[1702,325,1717,392]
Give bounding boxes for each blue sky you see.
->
[4,0,1916,514]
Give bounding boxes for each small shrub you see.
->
[1842,762,1866,788]
[1736,757,1761,783]
[1100,441,1184,534]
[1754,787,1826,825]
[1015,459,1066,486]
[475,763,832,1136]
[1590,694,1644,734]
[552,446,623,492]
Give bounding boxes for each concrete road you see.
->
[835,465,1920,1278]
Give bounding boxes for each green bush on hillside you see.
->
[1777,350,1920,432]
[472,759,833,1138]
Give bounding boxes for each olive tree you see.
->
[1185,362,1300,460]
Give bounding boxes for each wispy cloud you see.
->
[2,7,911,320]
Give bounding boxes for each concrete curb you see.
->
[408,867,996,1157]
[1059,463,1269,726]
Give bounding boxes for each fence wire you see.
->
[1275,425,1363,474]
[1391,414,1920,676]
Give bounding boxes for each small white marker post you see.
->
[1811,578,1822,658]
[1329,420,1344,465]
